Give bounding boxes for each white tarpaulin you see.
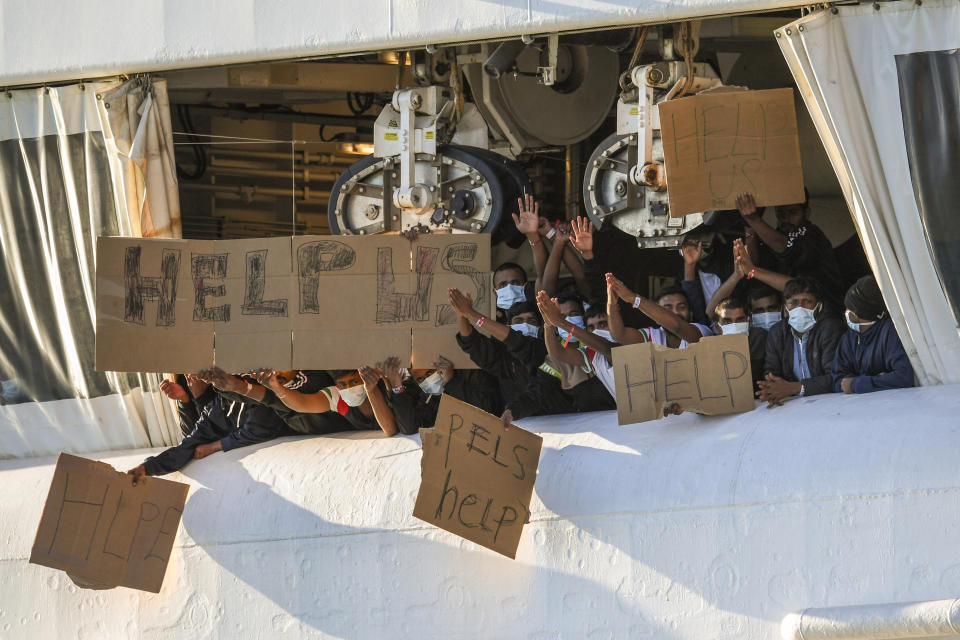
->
[777,0,960,386]
[0,80,182,457]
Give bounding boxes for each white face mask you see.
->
[751,311,781,330]
[720,322,750,335]
[788,305,818,334]
[845,310,877,333]
[592,329,614,342]
[511,322,540,339]
[418,372,445,396]
[557,315,586,343]
[496,284,526,310]
[338,383,367,407]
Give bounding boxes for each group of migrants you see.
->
[127,191,916,482]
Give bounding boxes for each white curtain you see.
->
[777,0,960,386]
[0,80,181,458]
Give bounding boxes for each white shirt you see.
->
[591,351,616,399]
[643,322,714,348]
[699,271,722,307]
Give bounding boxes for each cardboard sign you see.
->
[658,87,804,217]
[30,454,188,593]
[611,334,754,425]
[413,395,543,559]
[96,234,493,372]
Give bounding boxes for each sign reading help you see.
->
[413,395,543,559]
[658,87,805,217]
[612,334,755,425]
[29,454,188,593]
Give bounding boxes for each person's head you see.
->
[556,294,585,320]
[774,187,811,233]
[748,285,782,316]
[783,277,823,334]
[493,262,527,291]
[844,275,885,332]
[411,367,445,395]
[655,286,691,322]
[508,300,542,328]
[410,368,435,384]
[584,306,608,332]
[330,369,363,389]
[716,298,750,335]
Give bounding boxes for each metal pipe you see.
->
[206,148,357,165]
[184,104,375,129]
[781,599,960,640]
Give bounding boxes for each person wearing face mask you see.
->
[714,297,767,389]
[382,355,504,434]
[832,275,915,394]
[449,287,571,416]
[604,275,713,348]
[247,368,398,435]
[758,277,844,407]
[747,286,783,331]
[493,262,535,321]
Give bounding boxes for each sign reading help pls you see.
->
[658,87,805,217]
[414,395,543,559]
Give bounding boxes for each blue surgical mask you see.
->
[556,315,585,343]
[845,310,876,333]
[511,322,540,339]
[593,329,614,342]
[788,306,817,334]
[418,372,445,396]
[720,322,749,335]
[496,284,526,310]
[751,311,781,330]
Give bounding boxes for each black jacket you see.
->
[763,316,844,396]
[456,328,542,406]
[388,369,504,435]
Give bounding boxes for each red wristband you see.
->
[476,316,486,328]
[528,237,541,246]
[747,267,757,280]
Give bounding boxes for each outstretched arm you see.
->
[607,273,703,344]
[734,236,791,292]
[736,192,788,254]
[513,195,548,291]
[542,225,568,297]
[604,281,647,346]
[249,369,333,413]
[705,241,745,320]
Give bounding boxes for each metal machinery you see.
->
[328,36,621,241]
[582,35,726,248]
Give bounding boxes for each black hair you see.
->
[493,262,527,282]
[783,276,822,302]
[585,305,607,321]
[747,284,782,307]
[328,369,358,382]
[556,293,585,315]
[717,297,747,314]
[654,286,688,305]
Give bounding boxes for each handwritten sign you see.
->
[413,395,542,559]
[658,87,804,217]
[95,234,493,372]
[612,334,754,425]
[29,454,188,593]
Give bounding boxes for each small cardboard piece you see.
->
[413,395,543,559]
[611,334,754,425]
[30,454,188,593]
[95,234,492,372]
[658,87,804,217]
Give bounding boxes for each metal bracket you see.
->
[537,34,559,86]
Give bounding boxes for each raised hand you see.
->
[197,367,242,394]
[447,288,476,319]
[535,290,565,327]
[605,273,636,303]
[159,378,189,403]
[379,356,404,388]
[682,241,702,266]
[434,355,455,384]
[512,194,540,236]
[733,238,755,277]
[735,192,758,219]
[249,368,283,393]
[358,365,380,391]
[570,216,595,258]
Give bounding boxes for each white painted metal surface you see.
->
[0,0,802,87]
[781,599,960,640]
[3,384,960,639]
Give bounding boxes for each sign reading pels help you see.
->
[414,395,542,559]
[658,87,805,217]
[612,334,755,425]
[30,454,188,593]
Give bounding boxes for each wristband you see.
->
[632,295,644,309]
[528,236,541,246]
[392,384,405,395]
[546,226,557,240]
[475,316,486,328]
[245,381,254,396]
[747,267,757,280]
[563,325,574,348]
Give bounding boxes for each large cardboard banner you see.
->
[30,454,188,593]
[414,395,543,559]
[96,234,493,372]
[658,87,804,217]
[611,334,755,425]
